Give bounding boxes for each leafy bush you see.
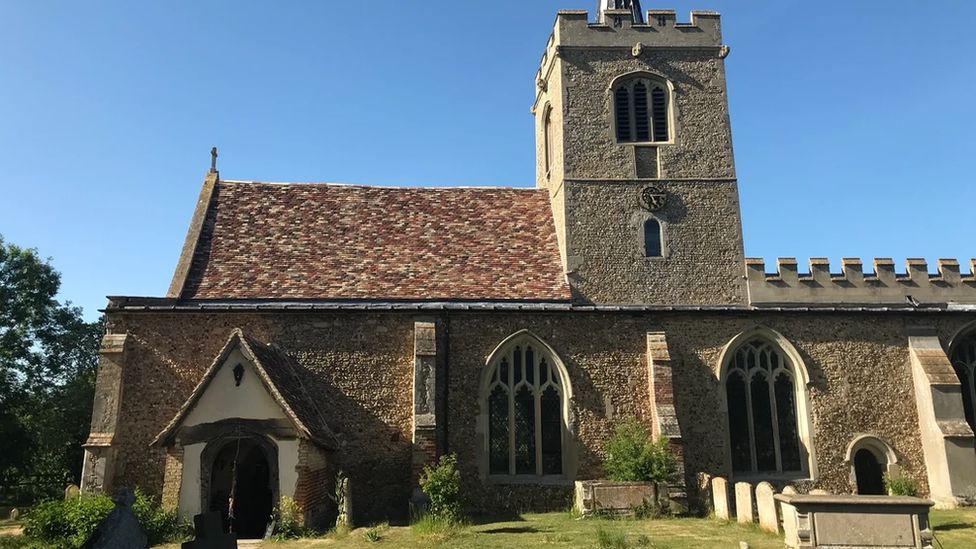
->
[23,493,113,548]
[22,490,187,548]
[418,454,463,523]
[131,489,189,545]
[603,418,677,483]
[363,526,382,542]
[272,495,309,540]
[884,472,918,497]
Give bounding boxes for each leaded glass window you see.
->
[950,332,976,432]
[725,339,803,474]
[485,338,564,477]
[613,77,670,143]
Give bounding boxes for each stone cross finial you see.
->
[210,147,218,173]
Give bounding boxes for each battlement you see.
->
[553,8,723,50]
[746,257,976,306]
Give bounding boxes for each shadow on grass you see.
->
[480,526,540,534]
[467,513,527,525]
[934,521,975,532]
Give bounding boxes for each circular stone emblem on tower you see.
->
[640,185,667,211]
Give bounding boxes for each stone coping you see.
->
[775,494,934,508]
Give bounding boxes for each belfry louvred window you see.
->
[486,339,564,477]
[725,339,803,474]
[614,77,670,143]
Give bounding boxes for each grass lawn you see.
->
[151,507,976,548]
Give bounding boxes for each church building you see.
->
[81,1,976,533]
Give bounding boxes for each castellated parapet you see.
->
[746,257,976,306]
[535,9,724,98]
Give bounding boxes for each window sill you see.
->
[485,475,573,487]
[730,472,813,484]
[617,140,673,147]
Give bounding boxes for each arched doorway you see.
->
[205,437,277,539]
[846,435,897,496]
[853,448,885,495]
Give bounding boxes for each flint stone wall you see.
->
[99,310,974,518]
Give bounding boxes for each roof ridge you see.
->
[218,179,543,191]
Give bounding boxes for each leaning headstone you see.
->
[182,511,236,549]
[712,477,730,520]
[734,482,754,524]
[779,485,798,542]
[80,488,148,549]
[755,482,778,533]
[65,484,81,500]
[8,508,19,521]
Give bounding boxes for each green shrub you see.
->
[363,526,382,542]
[272,495,308,540]
[418,454,463,523]
[131,489,189,545]
[884,472,918,497]
[23,493,113,548]
[22,490,187,548]
[603,418,677,483]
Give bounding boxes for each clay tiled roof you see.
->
[176,181,571,301]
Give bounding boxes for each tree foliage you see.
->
[0,234,103,504]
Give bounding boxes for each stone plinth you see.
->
[775,493,934,549]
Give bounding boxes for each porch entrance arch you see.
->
[201,435,279,539]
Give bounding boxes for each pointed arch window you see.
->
[950,331,976,432]
[613,76,670,143]
[484,334,568,478]
[724,338,804,474]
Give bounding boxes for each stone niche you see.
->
[775,493,935,549]
[573,480,668,516]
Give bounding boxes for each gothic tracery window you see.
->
[725,338,803,474]
[614,76,670,143]
[950,331,976,432]
[486,336,565,477]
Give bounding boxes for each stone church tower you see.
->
[534,5,745,305]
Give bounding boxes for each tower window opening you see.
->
[644,218,662,257]
[543,105,554,175]
[613,77,671,143]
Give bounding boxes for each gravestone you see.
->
[734,482,754,524]
[779,485,797,536]
[65,484,81,500]
[755,482,778,533]
[80,488,148,549]
[182,511,237,549]
[711,477,730,520]
[8,508,19,521]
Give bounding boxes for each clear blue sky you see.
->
[1,1,973,321]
